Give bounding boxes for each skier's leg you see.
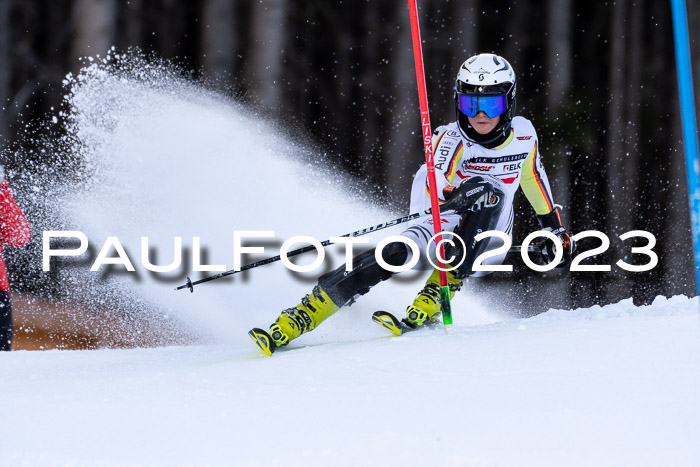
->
[469,199,514,278]
[449,183,508,276]
[268,240,410,347]
[405,178,508,326]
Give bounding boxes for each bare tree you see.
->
[503,0,531,68]
[0,0,12,143]
[544,0,574,309]
[622,0,643,205]
[120,0,142,51]
[605,0,629,232]
[385,0,420,202]
[244,0,287,105]
[448,0,478,60]
[546,0,573,114]
[545,0,574,195]
[354,2,385,187]
[201,0,237,81]
[71,0,117,69]
[426,0,479,124]
[604,0,630,301]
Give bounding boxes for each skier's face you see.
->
[468,112,500,135]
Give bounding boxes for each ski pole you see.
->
[175,209,433,292]
[175,208,542,293]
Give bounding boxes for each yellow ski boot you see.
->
[404,268,466,328]
[249,284,340,356]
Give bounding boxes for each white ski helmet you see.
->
[455,53,516,148]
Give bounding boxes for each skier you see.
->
[249,53,574,355]
[0,164,31,350]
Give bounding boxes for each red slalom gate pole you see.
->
[407,0,453,332]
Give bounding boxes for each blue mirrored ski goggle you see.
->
[457,94,507,118]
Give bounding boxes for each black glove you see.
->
[536,207,575,268]
[440,176,496,213]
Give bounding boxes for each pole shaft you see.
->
[670,0,700,297]
[176,209,430,290]
[407,0,453,327]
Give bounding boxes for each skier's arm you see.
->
[519,141,574,267]
[420,126,464,205]
[519,140,555,215]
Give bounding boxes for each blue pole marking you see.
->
[670,0,700,298]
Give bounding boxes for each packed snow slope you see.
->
[2,295,700,466]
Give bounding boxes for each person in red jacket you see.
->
[0,165,31,350]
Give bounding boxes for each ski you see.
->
[248,328,277,356]
[371,310,420,336]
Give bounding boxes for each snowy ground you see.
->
[2,295,699,466]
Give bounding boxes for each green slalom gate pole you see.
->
[670,0,700,304]
[407,0,453,332]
